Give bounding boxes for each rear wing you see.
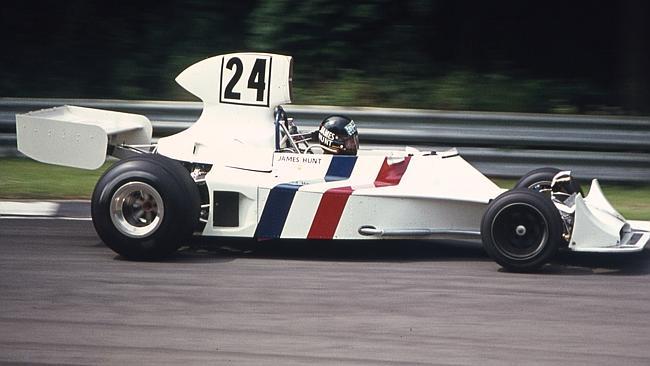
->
[16,105,152,169]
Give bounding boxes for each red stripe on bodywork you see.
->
[374,157,411,187]
[307,186,353,239]
[308,157,411,239]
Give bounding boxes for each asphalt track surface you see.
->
[1,218,650,365]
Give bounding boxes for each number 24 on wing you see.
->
[220,55,271,107]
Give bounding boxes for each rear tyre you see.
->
[514,167,581,197]
[481,189,563,272]
[91,154,200,260]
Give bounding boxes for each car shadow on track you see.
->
[172,238,650,275]
[180,238,490,264]
[537,249,650,276]
[102,235,650,275]
[111,252,238,264]
[172,240,650,276]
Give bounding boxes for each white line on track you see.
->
[0,216,92,221]
[0,201,60,216]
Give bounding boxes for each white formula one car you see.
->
[15,53,650,271]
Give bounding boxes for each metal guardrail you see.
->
[1,98,649,183]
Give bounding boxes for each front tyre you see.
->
[514,167,581,196]
[481,189,563,272]
[91,154,200,260]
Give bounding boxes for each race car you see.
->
[15,52,650,271]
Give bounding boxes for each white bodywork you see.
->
[14,52,650,253]
[16,106,152,169]
[570,180,649,252]
[156,53,293,171]
[202,148,503,240]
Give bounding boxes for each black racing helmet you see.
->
[318,115,359,155]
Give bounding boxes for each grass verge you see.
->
[0,158,113,199]
[1,159,648,220]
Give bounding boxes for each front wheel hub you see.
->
[515,225,527,236]
[491,203,549,261]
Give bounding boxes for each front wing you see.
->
[570,180,650,253]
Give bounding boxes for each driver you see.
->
[285,113,359,155]
[316,115,359,155]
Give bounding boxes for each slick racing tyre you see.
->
[481,189,563,272]
[91,154,200,260]
[514,167,581,197]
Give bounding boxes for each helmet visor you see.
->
[343,134,359,154]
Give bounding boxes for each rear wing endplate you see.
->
[16,105,152,169]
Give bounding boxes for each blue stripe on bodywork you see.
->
[255,155,358,239]
[325,155,357,182]
[255,183,302,239]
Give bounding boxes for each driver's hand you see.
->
[310,130,319,141]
